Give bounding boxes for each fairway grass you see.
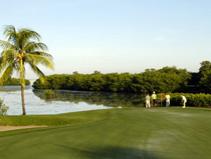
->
[0,108,211,159]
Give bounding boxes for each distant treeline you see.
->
[2,78,30,86]
[33,67,190,93]
[32,61,211,93]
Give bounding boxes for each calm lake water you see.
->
[0,86,145,115]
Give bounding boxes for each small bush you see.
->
[0,99,9,115]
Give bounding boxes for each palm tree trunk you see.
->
[21,84,26,115]
[20,58,26,115]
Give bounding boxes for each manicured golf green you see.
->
[0,108,211,159]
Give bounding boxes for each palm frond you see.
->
[25,53,54,69]
[0,57,6,72]
[18,28,41,48]
[24,42,48,52]
[3,25,17,45]
[28,51,52,57]
[0,40,16,50]
[1,49,16,63]
[28,63,45,77]
[18,28,41,40]
[0,50,16,72]
[0,64,14,84]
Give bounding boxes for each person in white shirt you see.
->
[151,91,157,106]
[165,94,171,107]
[145,94,151,108]
[181,95,187,108]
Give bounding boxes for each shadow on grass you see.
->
[57,144,160,159]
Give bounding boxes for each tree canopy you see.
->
[33,67,191,93]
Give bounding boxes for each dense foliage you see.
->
[167,93,211,107]
[198,61,211,92]
[33,67,190,93]
[2,78,30,86]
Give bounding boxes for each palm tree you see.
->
[0,25,54,115]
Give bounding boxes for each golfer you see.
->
[151,91,157,106]
[165,94,171,107]
[181,95,187,108]
[145,94,151,108]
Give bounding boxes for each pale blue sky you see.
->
[0,0,211,78]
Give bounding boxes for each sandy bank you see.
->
[0,126,46,132]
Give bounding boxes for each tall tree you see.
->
[198,61,211,92]
[0,25,54,115]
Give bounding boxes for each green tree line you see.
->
[33,66,191,93]
[33,61,211,93]
[2,78,30,86]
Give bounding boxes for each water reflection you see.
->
[0,86,110,115]
[33,90,145,107]
[0,86,31,92]
[0,86,145,115]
